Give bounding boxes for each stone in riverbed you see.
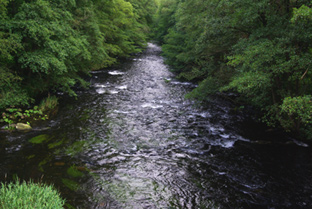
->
[16,123,32,130]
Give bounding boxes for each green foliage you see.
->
[186,77,220,102]
[39,95,58,113]
[0,0,10,18]
[158,0,312,139]
[0,99,56,128]
[0,180,65,208]
[280,95,312,131]
[126,0,157,40]
[67,165,84,178]
[0,26,28,108]
[0,0,157,109]
[292,4,312,23]
[221,71,272,106]
[153,0,178,44]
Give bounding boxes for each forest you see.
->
[1,0,312,139]
[154,0,312,140]
[0,0,156,107]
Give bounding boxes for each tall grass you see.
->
[38,95,58,113]
[0,180,65,209]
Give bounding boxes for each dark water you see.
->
[1,43,312,209]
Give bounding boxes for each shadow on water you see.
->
[1,43,312,209]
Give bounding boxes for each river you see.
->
[1,43,312,208]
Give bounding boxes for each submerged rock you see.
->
[16,123,32,130]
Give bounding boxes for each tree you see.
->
[158,0,312,139]
[0,0,157,109]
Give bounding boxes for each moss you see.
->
[61,178,80,191]
[67,166,84,178]
[29,134,50,144]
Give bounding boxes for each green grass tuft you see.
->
[0,180,65,209]
[39,95,59,113]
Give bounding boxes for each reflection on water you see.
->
[1,43,312,209]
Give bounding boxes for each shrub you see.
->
[279,95,312,133]
[0,180,65,209]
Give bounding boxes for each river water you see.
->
[1,43,312,208]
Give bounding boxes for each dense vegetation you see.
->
[1,0,311,139]
[0,0,156,109]
[154,0,312,139]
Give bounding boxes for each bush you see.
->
[0,180,65,209]
[280,95,312,133]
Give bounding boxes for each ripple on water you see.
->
[107,90,119,94]
[96,88,106,94]
[113,110,130,114]
[115,85,127,90]
[141,103,163,109]
[108,71,125,75]
[94,84,107,88]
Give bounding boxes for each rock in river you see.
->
[16,123,32,130]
